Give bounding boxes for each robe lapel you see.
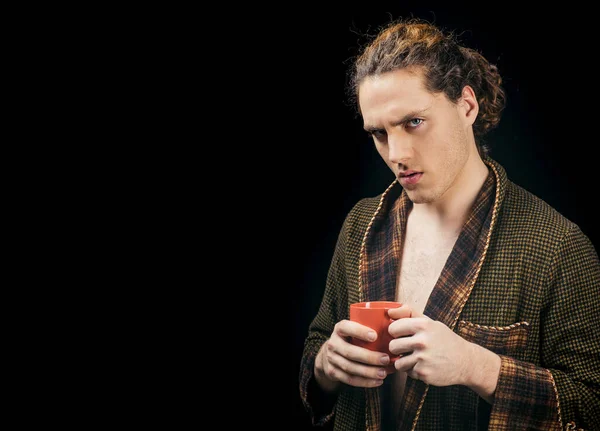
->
[359,182,406,431]
[359,183,407,303]
[396,169,497,430]
[360,159,504,431]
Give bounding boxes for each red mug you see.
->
[349,301,402,373]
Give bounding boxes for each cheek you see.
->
[432,127,467,161]
[437,135,470,182]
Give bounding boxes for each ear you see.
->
[459,85,479,127]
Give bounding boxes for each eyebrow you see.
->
[363,107,431,133]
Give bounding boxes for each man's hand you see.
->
[388,304,500,403]
[314,319,392,392]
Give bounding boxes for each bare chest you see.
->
[395,229,458,313]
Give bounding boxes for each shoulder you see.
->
[486,157,591,248]
[346,196,382,222]
[504,182,573,227]
[500,181,590,248]
[338,195,383,239]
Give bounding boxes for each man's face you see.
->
[358,68,476,204]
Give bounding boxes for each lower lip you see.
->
[399,173,423,186]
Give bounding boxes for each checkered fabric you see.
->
[299,158,600,430]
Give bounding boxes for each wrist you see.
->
[314,343,340,393]
[464,342,501,403]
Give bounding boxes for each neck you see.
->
[411,154,489,230]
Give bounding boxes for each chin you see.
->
[405,191,427,204]
[405,189,437,204]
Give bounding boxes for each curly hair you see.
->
[348,18,506,157]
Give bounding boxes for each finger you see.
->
[393,352,419,372]
[335,319,378,342]
[388,304,414,319]
[346,343,393,367]
[328,352,390,382]
[406,366,423,382]
[388,335,419,356]
[328,335,392,368]
[388,316,430,338]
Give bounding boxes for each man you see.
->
[299,18,599,430]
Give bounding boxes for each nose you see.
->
[387,133,414,165]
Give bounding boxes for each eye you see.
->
[367,130,386,140]
[407,118,423,128]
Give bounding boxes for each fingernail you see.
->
[367,331,376,341]
[374,379,384,386]
[380,355,390,365]
[377,369,386,378]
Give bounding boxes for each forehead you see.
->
[358,69,441,121]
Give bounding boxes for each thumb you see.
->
[388,303,421,319]
[410,307,424,318]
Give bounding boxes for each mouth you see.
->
[398,171,423,187]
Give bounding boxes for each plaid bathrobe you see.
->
[299,158,600,430]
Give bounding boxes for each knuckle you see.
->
[413,339,426,350]
[326,367,336,379]
[388,340,397,352]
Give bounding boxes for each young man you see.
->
[299,18,599,430]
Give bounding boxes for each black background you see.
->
[264,9,599,430]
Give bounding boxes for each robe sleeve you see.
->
[298,204,354,426]
[489,225,600,430]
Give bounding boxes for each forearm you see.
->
[299,339,340,426]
